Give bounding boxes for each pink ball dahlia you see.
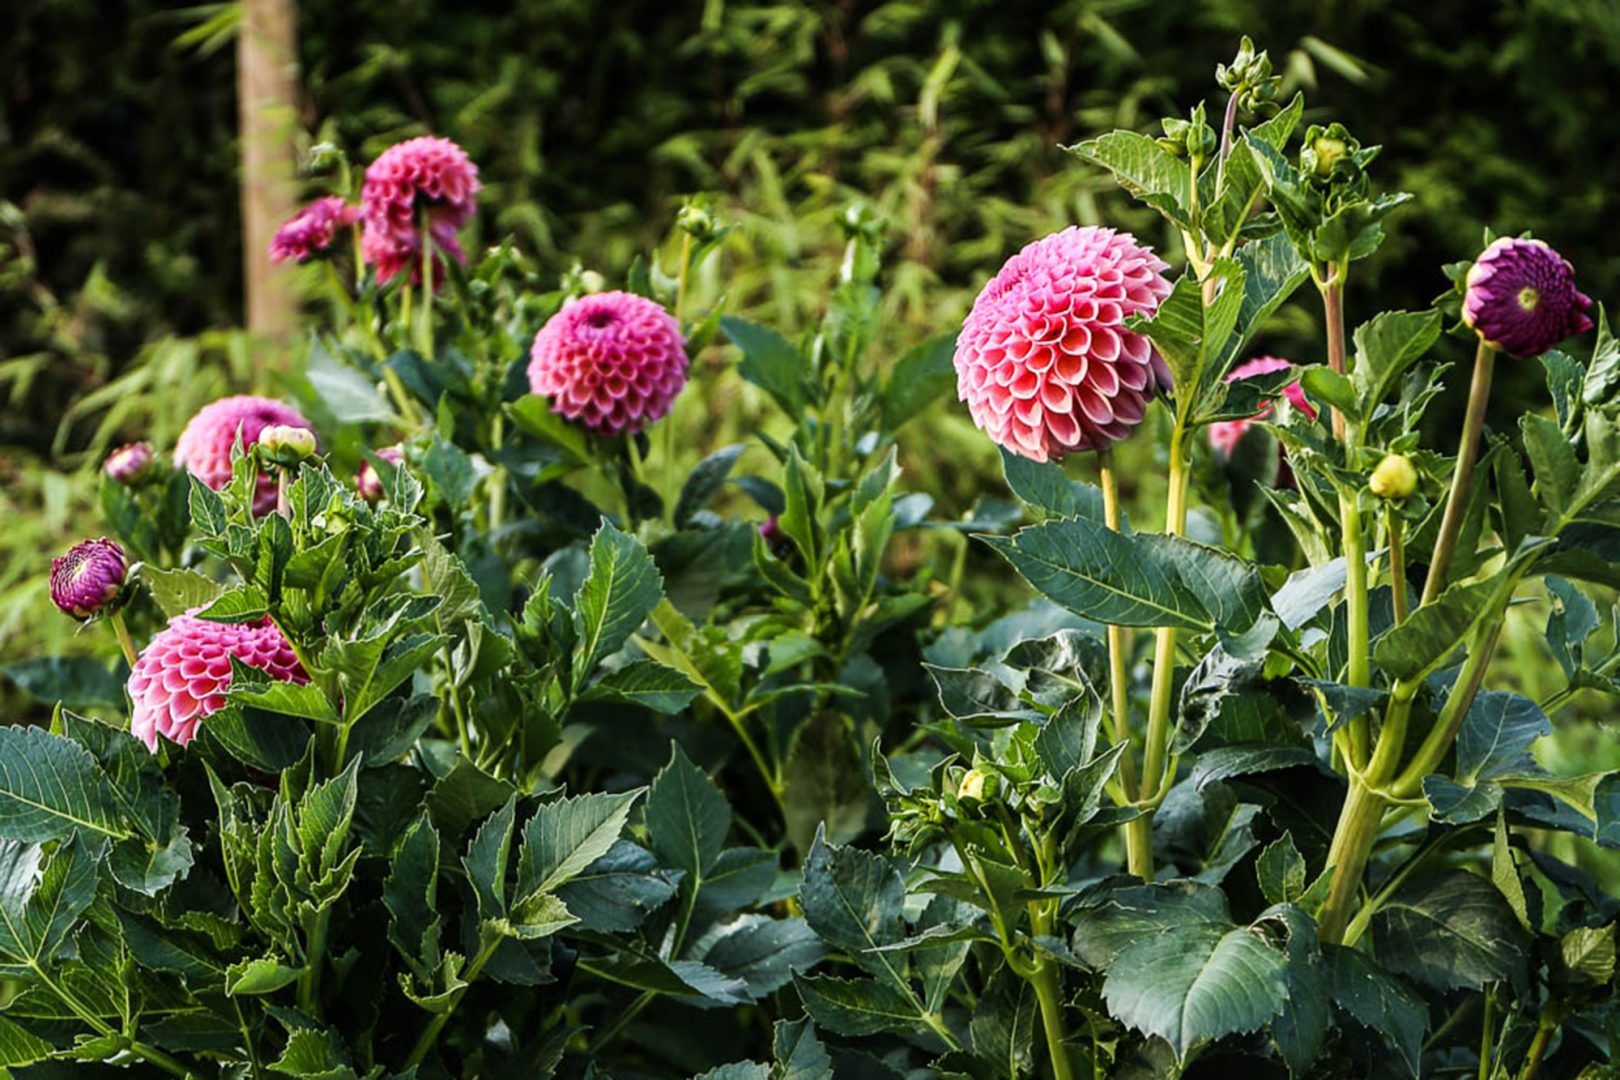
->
[360,136,480,285]
[127,613,307,752]
[269,196,359,264]
[955,226,1174,461]
[356,446,405,503]
[1463,237,1593,357]
[527,291,689,438]
[1207,357,1316,459]
[174,396,315,516]
[104,442,156,484]
[50,538,127,619]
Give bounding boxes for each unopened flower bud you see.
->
[257,424,318,467]
[579,269,607,294]
[356,446,404,503]
[104,442,155,485]
[957,768,990,803]
[50,538,127,619]
[1369,454,1418,500]
[676,204,715,240]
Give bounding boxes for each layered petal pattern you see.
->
[1462,237,1592,357]
[954,226,1173,461]
[527,291,689,437]
[269,196,359,264]
[360,136,480,285]
[50,538,127,619]
[127,614,307,751]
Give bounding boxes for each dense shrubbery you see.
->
[3,32,1620,1080]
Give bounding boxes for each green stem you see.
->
[382,364,420,427]
[403,932,502,1069]
[1098,452,1148,876]
[1390,619,1504,799]
[586,989,656,1055]
[1478,989,1494,1080]
[1315,774,1388,944]
[1421,340,1497,606]
[1387,510,1409,626]
[1135,424,1190,873]
[298,907,332,1018]
[1029,954,1076,1080]
[107,610,139,668]
[1520,1006,1559,1080]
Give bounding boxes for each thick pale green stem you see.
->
[108,610,139,668]
[1030,955,1076,1080]
[298,907,332,1017]
[1421,340,1496,606]
[1390,620,1504,799]
[1315,774,1387,944]
[1387,511,1409,625]
[1099,453,1149,875]
[1322,274,1371,767]
[418,210,435,361]
[1135,426,1191,874]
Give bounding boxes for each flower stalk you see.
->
[1421,339,1496,605]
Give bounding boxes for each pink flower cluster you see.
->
[954,226,1173,462]
[128,614,307,751]
[269,196,359,264]
[527,291,689,437]
[361,136,480,285]
[174,395,315,516]
[1207,358,1316,457]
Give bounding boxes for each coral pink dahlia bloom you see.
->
[127,613,307,751]
[1207,357,1316,460]
[527,291,689,438]
[955,226,1173,461]
[360,136,480,285]
[174,396,315,516]
[269,196,359,264]
[50,538,127,619]
[1462,236,1593,357]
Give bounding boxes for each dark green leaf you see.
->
[722,316,805,414]
[0,725,130,842]
[1371,870,1529,991]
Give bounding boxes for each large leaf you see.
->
[0,725,130,842]
[799,832,907,990]
[1323,945,1425,1077]
[646,745,729,879]
[1351,309,1444,411]
[1,657,125,710]
[880,332,958,431]
[0,835,100,973]
[1371,870,1529,991]
[553,840,679,933]
[675,444,747,527]
[515,788,644,903]
[722,315,805,414]
[572,520,664,685]
[982,519,1273,641]
[1373,577,1499,681]
[782,713,871,853]
[792,973,927,1038]
[1067,131,1192,215]
[1102,921,1288,1060]
[999,448,1105,521]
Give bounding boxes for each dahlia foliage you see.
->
[8,41,1620,1080]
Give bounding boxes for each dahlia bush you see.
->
[4,42,1619,1080]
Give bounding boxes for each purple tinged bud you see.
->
[104,442,155,484]
[356,447,405,503]
[1462,237,1593,357]
[50,538,127,619]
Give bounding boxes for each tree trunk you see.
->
[237,0,299,355]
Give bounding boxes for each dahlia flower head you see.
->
[50,538,127,619]
[955,226,1173,462]
[527,291,689,438]
[1463,237,1592,357]
[361,136,480,285]
[128,613,307,752]
[269,196,359,264]
[1207,357,1316,460]
[174,395,315,516]
[104,441,156,484]
[356,446,405,503]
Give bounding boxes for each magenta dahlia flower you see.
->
[50,538,127,619]
[527,291,689,437]
[104,442,156,484]
[174,396,315,516]
[356,446,404,503]
[1462,237,1593,357]
[127,613,307,751]
[1207,357,1316,459]
[955,226,1173,461]
[269,196,359,264]
[360,136,479,285]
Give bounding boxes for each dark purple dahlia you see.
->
[50,537,127,618]
[1462,237,1593,357]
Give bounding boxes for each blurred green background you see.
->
[3,0,1617,740]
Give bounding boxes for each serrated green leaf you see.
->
[675,444,747,527]
[772,1018,834,1080]
[1068,131,1192,214]
[880,332,957,431]
[1351,309,1443,411]
[0,725,131,842]
[722,315,805,414]
[646,745,730,880]
[1103,921,1287,1061]
[792,973,928,1038]
[515,788,643,902]
[999,448,1105,520]
[573,520,664,685]
[1255,834,1307,905]
[783,714,871,853]
[224,954,304,996]
[799,833,908,990]
[1323,945,1424,1077]
[578,659,702,714]
[0,835,100,973]
[1371,870,1529,991]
